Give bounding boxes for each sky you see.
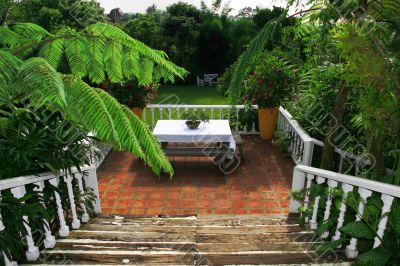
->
[95,0,289,14]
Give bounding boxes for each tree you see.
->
[3,0,108,30]
[123,14,162,49]
[0,22,187,176]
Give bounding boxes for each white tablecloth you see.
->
[153,120,236,151]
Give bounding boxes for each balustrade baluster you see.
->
[210,108,214,119]
[0,195,18,266]
[64,175,80,229]
[345,188,372,258]
[310,176,326,229]
[219,108,222,119]
[159,108,163,119]
[151,108,155,129]
[373,194,394,248]
[33,181,56,249]
[332,183,354,243]
[10,186,40,261]
[227,109,231,124]
[48,178,70,237]
[75,173,89,223]
[168,108,172,119]
[303,174,315,223]
[321,179,339,238]
[235,108,239,132]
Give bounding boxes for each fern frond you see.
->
[65,32,90,79]
[139,58,155,85]
[95,89,144,158]
[64,77,119,145]
[39,29,69,69]
[0,50,22,86]
[103,40,123,83]
[18,57,66,108]
[0,28,25,49]
[87,36,106,84]
[122,106,174,176]
[121,50,140,79]
[12,23,50,42]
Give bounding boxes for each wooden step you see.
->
[24,214,352,265]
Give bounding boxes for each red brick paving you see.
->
[98,136,294,216]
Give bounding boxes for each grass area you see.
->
[152,85,228,105]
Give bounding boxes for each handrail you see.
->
[0,165,94,191]
[295,165,400,198]
[291,165,400,259]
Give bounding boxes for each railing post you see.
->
[345,188,372,258]
[83,167,101,214]
[332,183,354,243]
[0,195,18,266]
[10,186,40,261]
[303,174,315,222]
[75,173,90,223]
[302,140,314,166]
[289,168,306,213]
[310,176,326,229]
[48,177,70,237]
[373,194,394,248]
[321,179,338,238]
[64,175,81,229]
[33,181,56,249]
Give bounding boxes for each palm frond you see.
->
[228,15,286,103]
[0,50,22,87]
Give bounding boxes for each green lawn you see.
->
[152,85,228,105]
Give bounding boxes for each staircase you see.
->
[33,215,349,265]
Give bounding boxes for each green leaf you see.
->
[340,221,375,240]
[314,239,343,254]
[355,247,391,266]
[391,204,400,236]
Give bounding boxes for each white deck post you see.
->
[289,168,306,213]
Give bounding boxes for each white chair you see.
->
[204,74,218,86]
[197,76,205,87]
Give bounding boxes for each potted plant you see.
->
[104,80,159,119]
[243,54,294,140]
[182,110,209,129]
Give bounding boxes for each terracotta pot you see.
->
[258,107,279,140]
[131,107,143,119]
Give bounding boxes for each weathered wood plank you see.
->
[196,232,317,244]
[67,230,196,243]
[38,250,196,265]
[197,224,303,234]
[81,224,196,234]
[196,242,315,252]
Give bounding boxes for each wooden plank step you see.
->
[54,239,196,252]
[80,224,196,234]
[196,242,317,252]
[36,250,196,265]
[197,224,303,234]
[194,250,350,265]
[90,216,197,226]
[67,230,196,243]
[196,214,299,226]
[196,231,316,244]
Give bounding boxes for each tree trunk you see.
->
[320,85,351,170]
[368,135,388,179]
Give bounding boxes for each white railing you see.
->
[0,165,100,265]
[290,165,400,258]
[144,104,259,134]
[277,107,314,166]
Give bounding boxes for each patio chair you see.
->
[233,133,244,161]
[204,74,218,86]
[197,76,205,87]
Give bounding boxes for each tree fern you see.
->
[0,22,187,176]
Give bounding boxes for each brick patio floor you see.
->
[97,136,295,216]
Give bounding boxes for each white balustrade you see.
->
[48,177,70,237]
[321,179,338,238]
[33,181,56,249]
[64,175,81,229]
[291,165,400,260]
[75,173,90,223]
[0,165,99,263]
[10,186,40,261]
[332,183,354,243]
[303,174,315,223]
[345,188,372,258]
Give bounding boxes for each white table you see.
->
[153,120,236,150]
